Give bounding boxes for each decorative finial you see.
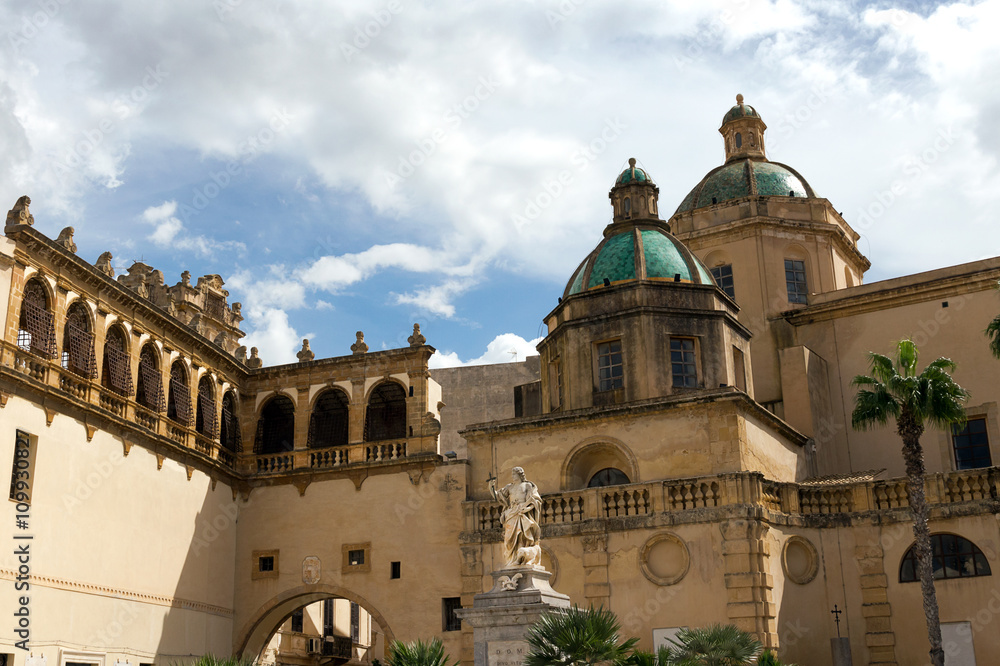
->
[246,346,262,368]
[56,226,77,253]
[408,323,426,347]
[96,251,115,278]
[628,157,636,167]
[6,196,34,227]
[181,270,191,286]
[736,93,744,105]
[351,331,369,355]
[296,338,315,362]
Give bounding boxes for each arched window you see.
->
[623,197,631,218]
[136,344,166,412]
[196,375,217,438]
[900,534,992,582]
[255,395,295,454]
[587,467,630,488]
[167,361,191,425]
[364,383,406,442]
[102,326,133,396]
[63,301,96,377]
[18,278,56,358]
[735,132,742,149]
[309,389,349,448]
[220,390,242,453]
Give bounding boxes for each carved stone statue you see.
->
[351,331,368,354]
[56,227,77,253]
[247,347,262,369]
[490,467,543,568]
[296,338,315,362]
[6,196,34,227]
[408,323,426,347]
[96,251,115,278]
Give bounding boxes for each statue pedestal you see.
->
[457,567,570,666]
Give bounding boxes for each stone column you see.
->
[720,518,777,647]
[855,544,897,665]
[456,567,570,666]
[581,534,610,608]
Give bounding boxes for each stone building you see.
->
[1,97,999,666]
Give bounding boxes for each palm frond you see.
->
[387,638,455,666]
[526,606,637,666]
[851,386,899,431]
[662,624,762,665]
[987,311,1000,359]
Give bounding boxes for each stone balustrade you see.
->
[466,469,1000,534]
[241,438,411,475]
[2,339,238,469]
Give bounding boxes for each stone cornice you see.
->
[7,225,249,378]
[784,258,1000,325]
[460,388,808,447]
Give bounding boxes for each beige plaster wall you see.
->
[0,396,237,662]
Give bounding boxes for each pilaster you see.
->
[581,533,610,608]
[720,518,777,647]
[855,544,897,665]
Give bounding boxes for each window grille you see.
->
[136,346,166,412]
[597,340,623,391]
[102,330,133,396]
[255,396,295,454]
[309,390,350,448]
[710,264,736,300]
[18,281,56,358]
[206,294,226,320]
[670,338,697,388]
[442,597,462,632]
[196,378,217,438]
[900,533,992,582]
[588,467,630,488]
[323,599,334,636]
[364,383,406,442]
[168,363,191,425]
[350,602,360,643]
[64,321,97,378]
[785,259,808,304]
[220,392,242,453]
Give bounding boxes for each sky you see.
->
[1,0,999,368]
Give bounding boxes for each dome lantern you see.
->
[720,94,767,163]
[608,158,661,230]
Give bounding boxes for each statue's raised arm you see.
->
[493,466,543,569]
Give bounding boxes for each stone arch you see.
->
[17,276,57,358]
[167,359,192,425]
[136,342,166,413]
[309,387,350,448]
[234,584,395,659]
[364,380,407,442]
[220,389,242,453]
[255,394,296,454]
[196,373,218,438]
[62,298,96,377]
[102,323,133,396]
[561,437,638,491]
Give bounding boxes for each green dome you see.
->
[673,159,815,215]
[722,103,759,125]
[564,226,716,297]
[615,161,652,185]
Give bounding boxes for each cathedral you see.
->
[1,96,998,666]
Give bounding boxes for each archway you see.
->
[235,584,395,661]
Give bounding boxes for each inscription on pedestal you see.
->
[487,640,529,666]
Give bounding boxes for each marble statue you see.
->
[489,466,543,568]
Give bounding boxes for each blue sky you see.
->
[2,0,999,366]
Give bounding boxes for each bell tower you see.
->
[720,94,767,163]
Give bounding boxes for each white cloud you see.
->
[393,278,475,319]
[430,333,542,368]
[140,200,245,258]
[299,243,476,292]
[239,307,306,367]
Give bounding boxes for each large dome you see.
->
[673,159,816,215]
[564,225,716,297]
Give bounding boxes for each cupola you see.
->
[720,94,767,163]
[608,158,660,226]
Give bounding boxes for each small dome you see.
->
[673,159,816,215]
[615,158,653,186]
[721,94,759,125]
[565,226,716,297]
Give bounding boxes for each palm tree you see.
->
[386,638,455,666]
[986,281,1000,358]
[851,339,969,666]
[660,624,762,665]
[525,606,638,666]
